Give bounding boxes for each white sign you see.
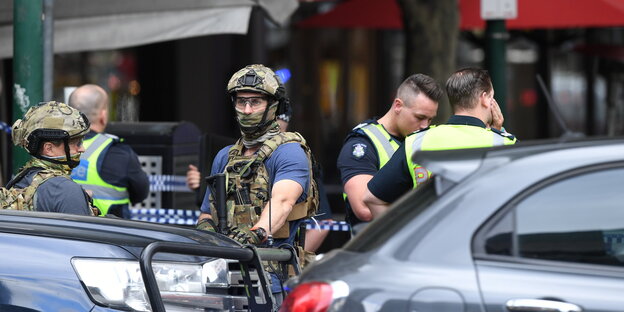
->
[481,0,517,20]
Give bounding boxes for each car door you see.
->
[473,164,624,312]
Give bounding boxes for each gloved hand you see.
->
[196,218,218,232]
[228,227,266,245]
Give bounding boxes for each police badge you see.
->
[352,143,367,158]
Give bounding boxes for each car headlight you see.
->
[72,258,228,311]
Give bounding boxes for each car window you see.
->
[483,166,624,267]
[344,181,439,252]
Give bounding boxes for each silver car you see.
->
[281,137,624,312]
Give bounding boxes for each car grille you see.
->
[160,260,268,312]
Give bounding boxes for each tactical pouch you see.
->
[232,203,259,229]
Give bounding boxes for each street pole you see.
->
[485,19,508,116]
[13,0,44,174]
[43,0,54,101]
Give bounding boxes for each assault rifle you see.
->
[205,173,228,234]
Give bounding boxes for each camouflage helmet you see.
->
[12,101,90,155]
[227,64,284,99]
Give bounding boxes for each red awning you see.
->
[298,0,402,29]
[297,0,624,30]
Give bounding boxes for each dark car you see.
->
[0,210,293,312]
[282,137,624,312]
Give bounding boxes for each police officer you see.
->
[195,64,318,299]
[364,68,517,217]
[6,101,95,215]
[336,74,443,228]
[68,84,149,218]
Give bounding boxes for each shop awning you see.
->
[298,0,624,30]
[0,0,298,59]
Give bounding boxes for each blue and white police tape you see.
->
[148,175,192,192]
[130,208,200,225]
[0,121,11,134]
[306,219,350,231]
[129,207,351,231]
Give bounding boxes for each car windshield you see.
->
[344,181,439,252]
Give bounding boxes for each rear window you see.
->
[344,181,439,252]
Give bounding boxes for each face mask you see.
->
[43,153,81,169]
[236,110,266,132]
[45,153,81,160]
[235,102,278,134]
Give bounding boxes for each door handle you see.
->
[506,299,582,312]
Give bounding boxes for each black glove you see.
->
[196,218,218,233]
[228,227,267,245]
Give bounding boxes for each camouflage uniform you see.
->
[2,101,96,215]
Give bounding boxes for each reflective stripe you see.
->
[409,130,429,153]
[85,184,129,200]
[72,133,129,215]
[492,133,505,146]
[82,134,111,159]
[361,124,396,160]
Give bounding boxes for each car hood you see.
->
[0,210,238,258]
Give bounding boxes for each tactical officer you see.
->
[336,74,443,228]
[364,68,517,217]
[69,84,149,218]
[6,101,95,215]
[187,105,332,253]
[195,64,318,297]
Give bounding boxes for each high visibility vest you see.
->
[342,122,401,202]
[359,123,401,168]
[71,133,130,215]
[405,124,516,188]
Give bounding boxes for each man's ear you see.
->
[40,142,53,157]
[479,92,490,109]
[393,98,403,113]
[100,108,108,125]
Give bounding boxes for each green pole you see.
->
[13,0,44,174]
[484,19,508,116]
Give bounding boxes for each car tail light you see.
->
[279,281,349,312]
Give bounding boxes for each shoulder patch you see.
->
[352,143,367,158]
[491,127,516,140]
[352,122,368,131]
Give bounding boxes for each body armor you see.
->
[210,132,318,239]
[2,158,97,215]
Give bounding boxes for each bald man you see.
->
[69,84,149,218]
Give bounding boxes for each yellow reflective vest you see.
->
[342,122,401,203]
[71,133,130,215]
[405,124,516,188]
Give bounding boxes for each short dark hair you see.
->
[397,74,444,105]
[445,68,492,110]
[38,140,63,155]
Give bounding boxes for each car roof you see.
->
[412,136,624,190]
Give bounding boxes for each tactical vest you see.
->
[2,159,96,215]
[210,132,318,239]
[71,133,130,216]
[405,124,517,188]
